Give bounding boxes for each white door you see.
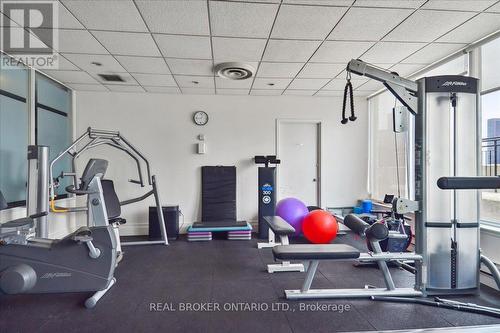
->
[278,121,320,206]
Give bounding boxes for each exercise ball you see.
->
[302,210,338,244]
[276,198,308,236]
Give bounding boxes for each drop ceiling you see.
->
[1,0,500,96]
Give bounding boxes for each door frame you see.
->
[275,119,323,207]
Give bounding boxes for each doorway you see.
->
[277,120,321,207]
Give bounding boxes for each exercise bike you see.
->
[0,150,117,308]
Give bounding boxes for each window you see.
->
[368,92,409,200]
[368,54,468,201]
[480,37,500,225]
[0,53,73,206]
[0,55,28,205]
[36,73,72,196]
[481,37,500,93]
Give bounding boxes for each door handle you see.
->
[312,178,317,182]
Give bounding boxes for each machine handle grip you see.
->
[65,185,96,195]
[437,177,500,190]
[29,211,48,219]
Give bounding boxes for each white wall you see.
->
[74,92,369,235]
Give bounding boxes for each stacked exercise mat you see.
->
[188,166,251,241]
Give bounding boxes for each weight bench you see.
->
[272,214,423,299]
[258,216,305,273]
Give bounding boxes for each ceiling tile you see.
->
[389,63,426,77]
[288,78,329,90]
[438,13,500,44]
[253,78,292,89]
[59,4,85,29]
[217,89,250,95]
[154,35,211,59]
[402,43,465,64]
[61,0,147,32]
[181,88,215,95]
[355,79,384,91]
[93,31,161,57]
[486,2,500,12]
[257,62,304,78]
[383,10,476,42]
[271,5,348,40]
[227,0,281,3]
[115,56,170,74]
[69,83,108,92]
[353,0,426,8]
[328,7,413,41]
[166,59,214,76]
[136,0,209,35]
[298,63,345,78]
[210,1,279,38]
[315,90,345,97]
[283,89,317,96]
[62,54,126,73]
[144,86,181,94]
[284,0,354,4]
[91,72,138,85]
[323,78,367,90]
[41,70,99,84]
[353,90,377,96]
[38,55,80,71]
[422,0,497,11]
[105,85,146,92]
[215,77,253,89]
[311,41,374,62]
[57,30,108,54]
[212,37,267,62]
[250,89,284,96]
[361,41,426,64]
[263,40,321,62]
[175,75,214,88]
[133,74,177,87]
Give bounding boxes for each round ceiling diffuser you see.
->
[214,62,255,80]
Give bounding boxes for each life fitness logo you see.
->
[442,81,467,87]
[261,183,273,204]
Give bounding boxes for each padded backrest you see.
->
[80,159,108,190]
[101,179,121,219]
[202,166,236,222]
[0,190,8,210]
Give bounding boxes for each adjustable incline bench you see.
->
[272,214,423,299]
[260,216,305,273]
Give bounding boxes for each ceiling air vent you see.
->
[98,74,125,82]
[214,62,255,80]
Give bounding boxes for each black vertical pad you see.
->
[202,166,237,223]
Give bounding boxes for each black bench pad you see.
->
[263,216,295,236]
[273,244,360,260]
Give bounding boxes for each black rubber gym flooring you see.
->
[1,232,500,333]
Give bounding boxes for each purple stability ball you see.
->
[275,197,308,236]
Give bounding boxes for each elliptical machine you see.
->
[0,146,117,308]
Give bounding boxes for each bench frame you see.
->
[258,217,304,273]
[282,241,423,299]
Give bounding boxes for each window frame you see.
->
[0,52,74,207]
[0,80,28,208]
